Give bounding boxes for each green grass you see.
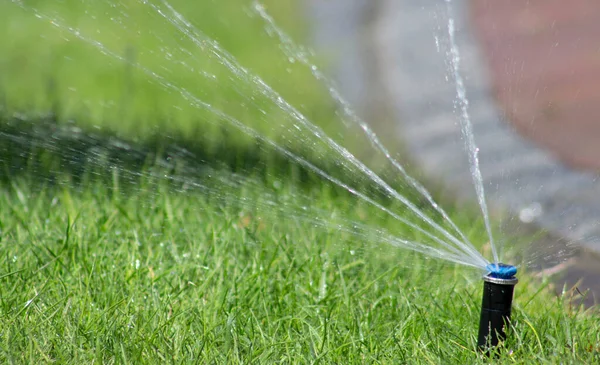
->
[1,175,599,363]
[1,0,600,363]
[0,0,355,151]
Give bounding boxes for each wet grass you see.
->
[0,173,599,364]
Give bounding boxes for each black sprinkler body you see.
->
[477,263,518,350]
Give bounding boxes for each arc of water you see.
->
[150,0,488,266]
[193,184,480,267]
[2,121,480,267]
[251,1,483,261]
[197,178,481,267]
[11,0,489,268]
[444,0,498,263]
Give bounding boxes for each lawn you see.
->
[1,0,599,363]
[1,172,598,363]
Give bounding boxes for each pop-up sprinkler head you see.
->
[477,263,518,351]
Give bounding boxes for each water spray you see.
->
[477,263,518,351]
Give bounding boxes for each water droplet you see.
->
[519,202,543,223]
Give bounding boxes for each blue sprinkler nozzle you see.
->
[486,263,517,279]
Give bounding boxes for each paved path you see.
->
[308,0,600,297]
[472,0,600,171]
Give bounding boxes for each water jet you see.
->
[477,263,518,351]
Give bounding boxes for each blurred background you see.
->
[308,0,600,295]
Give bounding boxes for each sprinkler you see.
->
[477,263,518,351]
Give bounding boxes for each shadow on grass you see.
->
[0,113,436,219]
[0,113,336,190]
